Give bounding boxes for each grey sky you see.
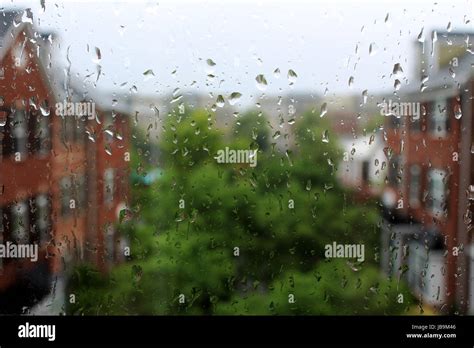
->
[3,0,473,107]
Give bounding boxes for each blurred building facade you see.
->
[0,10,130,313]
[380,31,474,314]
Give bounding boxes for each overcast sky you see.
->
[3,0,473,107]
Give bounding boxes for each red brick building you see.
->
[380,31,474,314]
[0,10,130,312]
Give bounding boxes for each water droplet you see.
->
[40,103,50,116]
[417,27,425,42]
[287,69,298,83]
[171,94,183,104]
[228,92,242,106]
[104,129,114,137]
[216,95,225,108]
[105,145,112,156]
[272,130,281,139]
[394,79,401,90]
[369,134,375,145]
[94,47,102,64]
[255,74,268,91]
[431,31,438,56]
[273,68,281,78]
[369,43,378,56]
[447,22,452,32]
[206,58,216,67]
[454,104,462,119]
[393,63,403,75]
[29,97,38,110]
[362,90,368,104]
[320,103,327,118]
[143,69,154,77]
[449,67,455,79]
[348,76,354,88]
[322,129,329,143]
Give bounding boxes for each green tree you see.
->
[67,108,413,315]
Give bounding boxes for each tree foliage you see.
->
[67,108,413,315]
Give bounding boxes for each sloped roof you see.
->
[0,8,131,115]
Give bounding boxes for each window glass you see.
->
[11,201,29,244]
[0,1,472,324]
[409,165,421,208]
[430,99,448,137]
[428,169,447,218]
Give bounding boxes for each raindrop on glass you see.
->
[454,104,462,119]
[322,129,329,143]
[362,90,368,104]
[447,22,452,32]
[228,92,242,106]
[393,63,403,75]
[143,69,155,77]
[287,69,298,84]
[394,79,401,91]
[369,43,378,56]
[216,95,225,108]
[273,68,281,78]
[320,103,327,118]
[255,74,268,91]
[348,76,354,88]
[206,59,216,67]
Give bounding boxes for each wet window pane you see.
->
[0,0,473,322]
